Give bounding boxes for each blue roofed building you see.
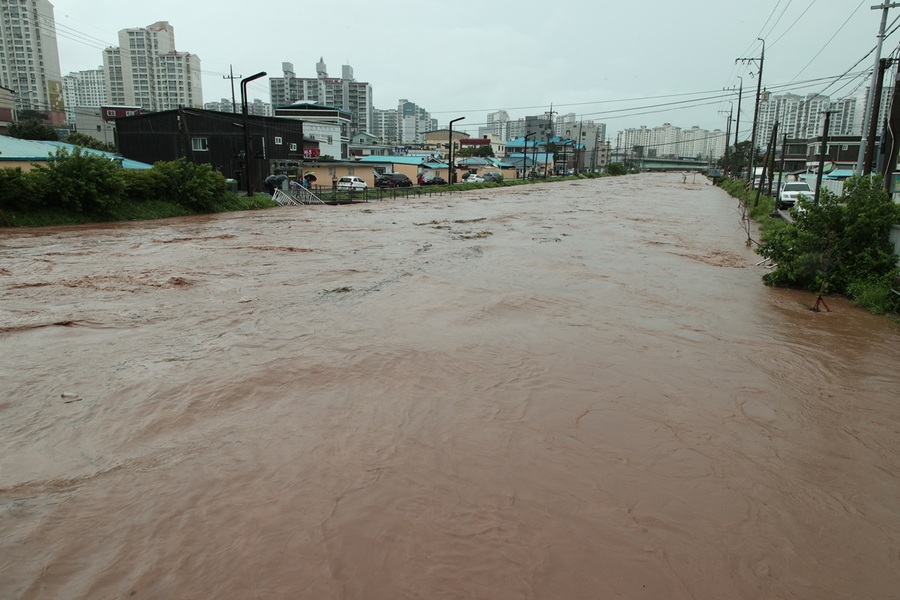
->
[0,135,152,171]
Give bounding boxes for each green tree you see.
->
[37,147,126,215]
[8,119,59,141]
[473,145,494,157]
[63,132,117,153]
[756,175,900,311]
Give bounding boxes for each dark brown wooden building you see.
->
[115,108,318,192]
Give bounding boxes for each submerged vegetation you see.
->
[718,175,900,315]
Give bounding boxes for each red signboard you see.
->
[303,148,320,158]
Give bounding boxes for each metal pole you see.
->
[449,116,465,184]
[856,2,899,174]
[241,71,266,197]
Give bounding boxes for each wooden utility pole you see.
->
[864,58,891,173]
[736,39,765,182]
[754,120,777,207]
[881,61,900,192]
[814,111,835,206]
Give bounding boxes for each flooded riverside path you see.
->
[1,173,899,599]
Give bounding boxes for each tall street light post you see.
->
[241,71,266,197]
[449,116,465,184]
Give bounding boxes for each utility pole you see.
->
[720,104,733,171]
[736,39,765,185]
[814,111,835,206]
[775,132,787,202]
[856,2,899,174]
[864,58,891,173]
[224,65,242,114]
[881,61,900,192]
[754,120,777,207]
[734,76,743,148]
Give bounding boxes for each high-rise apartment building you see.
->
[616,123,725,160]
[269,58,373,136]
[754,92,858,150]
[62,68,106,123]
[204,97,272,117]
[102,21,202,112]
[0,0,65,122]
[371,108,399,145]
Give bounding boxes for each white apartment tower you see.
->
[102,21,202,112]
[62,68,106,123]
[0,0,65,121]
[755,92,858,150]
[268,59,373,136]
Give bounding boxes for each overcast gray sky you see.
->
[49,0,889,139]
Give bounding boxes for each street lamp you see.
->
[241,71,267,197]
[522,132,535,179]
[449,116,465,183]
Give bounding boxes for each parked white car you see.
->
[778,181,812,209]
[462,173,485,183]
[337,176,368,191]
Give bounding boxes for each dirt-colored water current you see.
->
[1,173,898,599]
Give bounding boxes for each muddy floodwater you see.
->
[1,173,898,599]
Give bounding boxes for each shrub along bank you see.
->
[718,175,900,315]
[0,148,275,227]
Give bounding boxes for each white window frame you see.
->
[192,137,209,151]
[274,136,283,145]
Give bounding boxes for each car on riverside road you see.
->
[336,176,368,191]
[777,181,813,209]
[375,173,413,188]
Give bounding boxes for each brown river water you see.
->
[1,173,898,599]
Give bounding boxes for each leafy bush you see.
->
[756,175,900,300]
[149,159,229,212]
[606,162,627,176]
[122,169,161,202]
[37,147,126,215]
[0,167,49,212]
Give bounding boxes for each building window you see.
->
[290,143,297,151]
[274,136,283,145]
[192,137,209,151]
[106,109,115,116]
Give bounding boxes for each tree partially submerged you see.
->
[756,175,900,313]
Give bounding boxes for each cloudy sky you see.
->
[48,0,889,139]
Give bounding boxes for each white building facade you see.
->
[0,0,65,121]
[102,21,202,112]
[62,68,106,124]
[269,59,373,136]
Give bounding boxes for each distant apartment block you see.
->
[102,21,202,112]
[204,97,272,117]
[616,123,726,160]
[269,58,373,136]
[755,93,858,151]
[0,0,65,122]
[369,99,436,145]
[62,68,106,123]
